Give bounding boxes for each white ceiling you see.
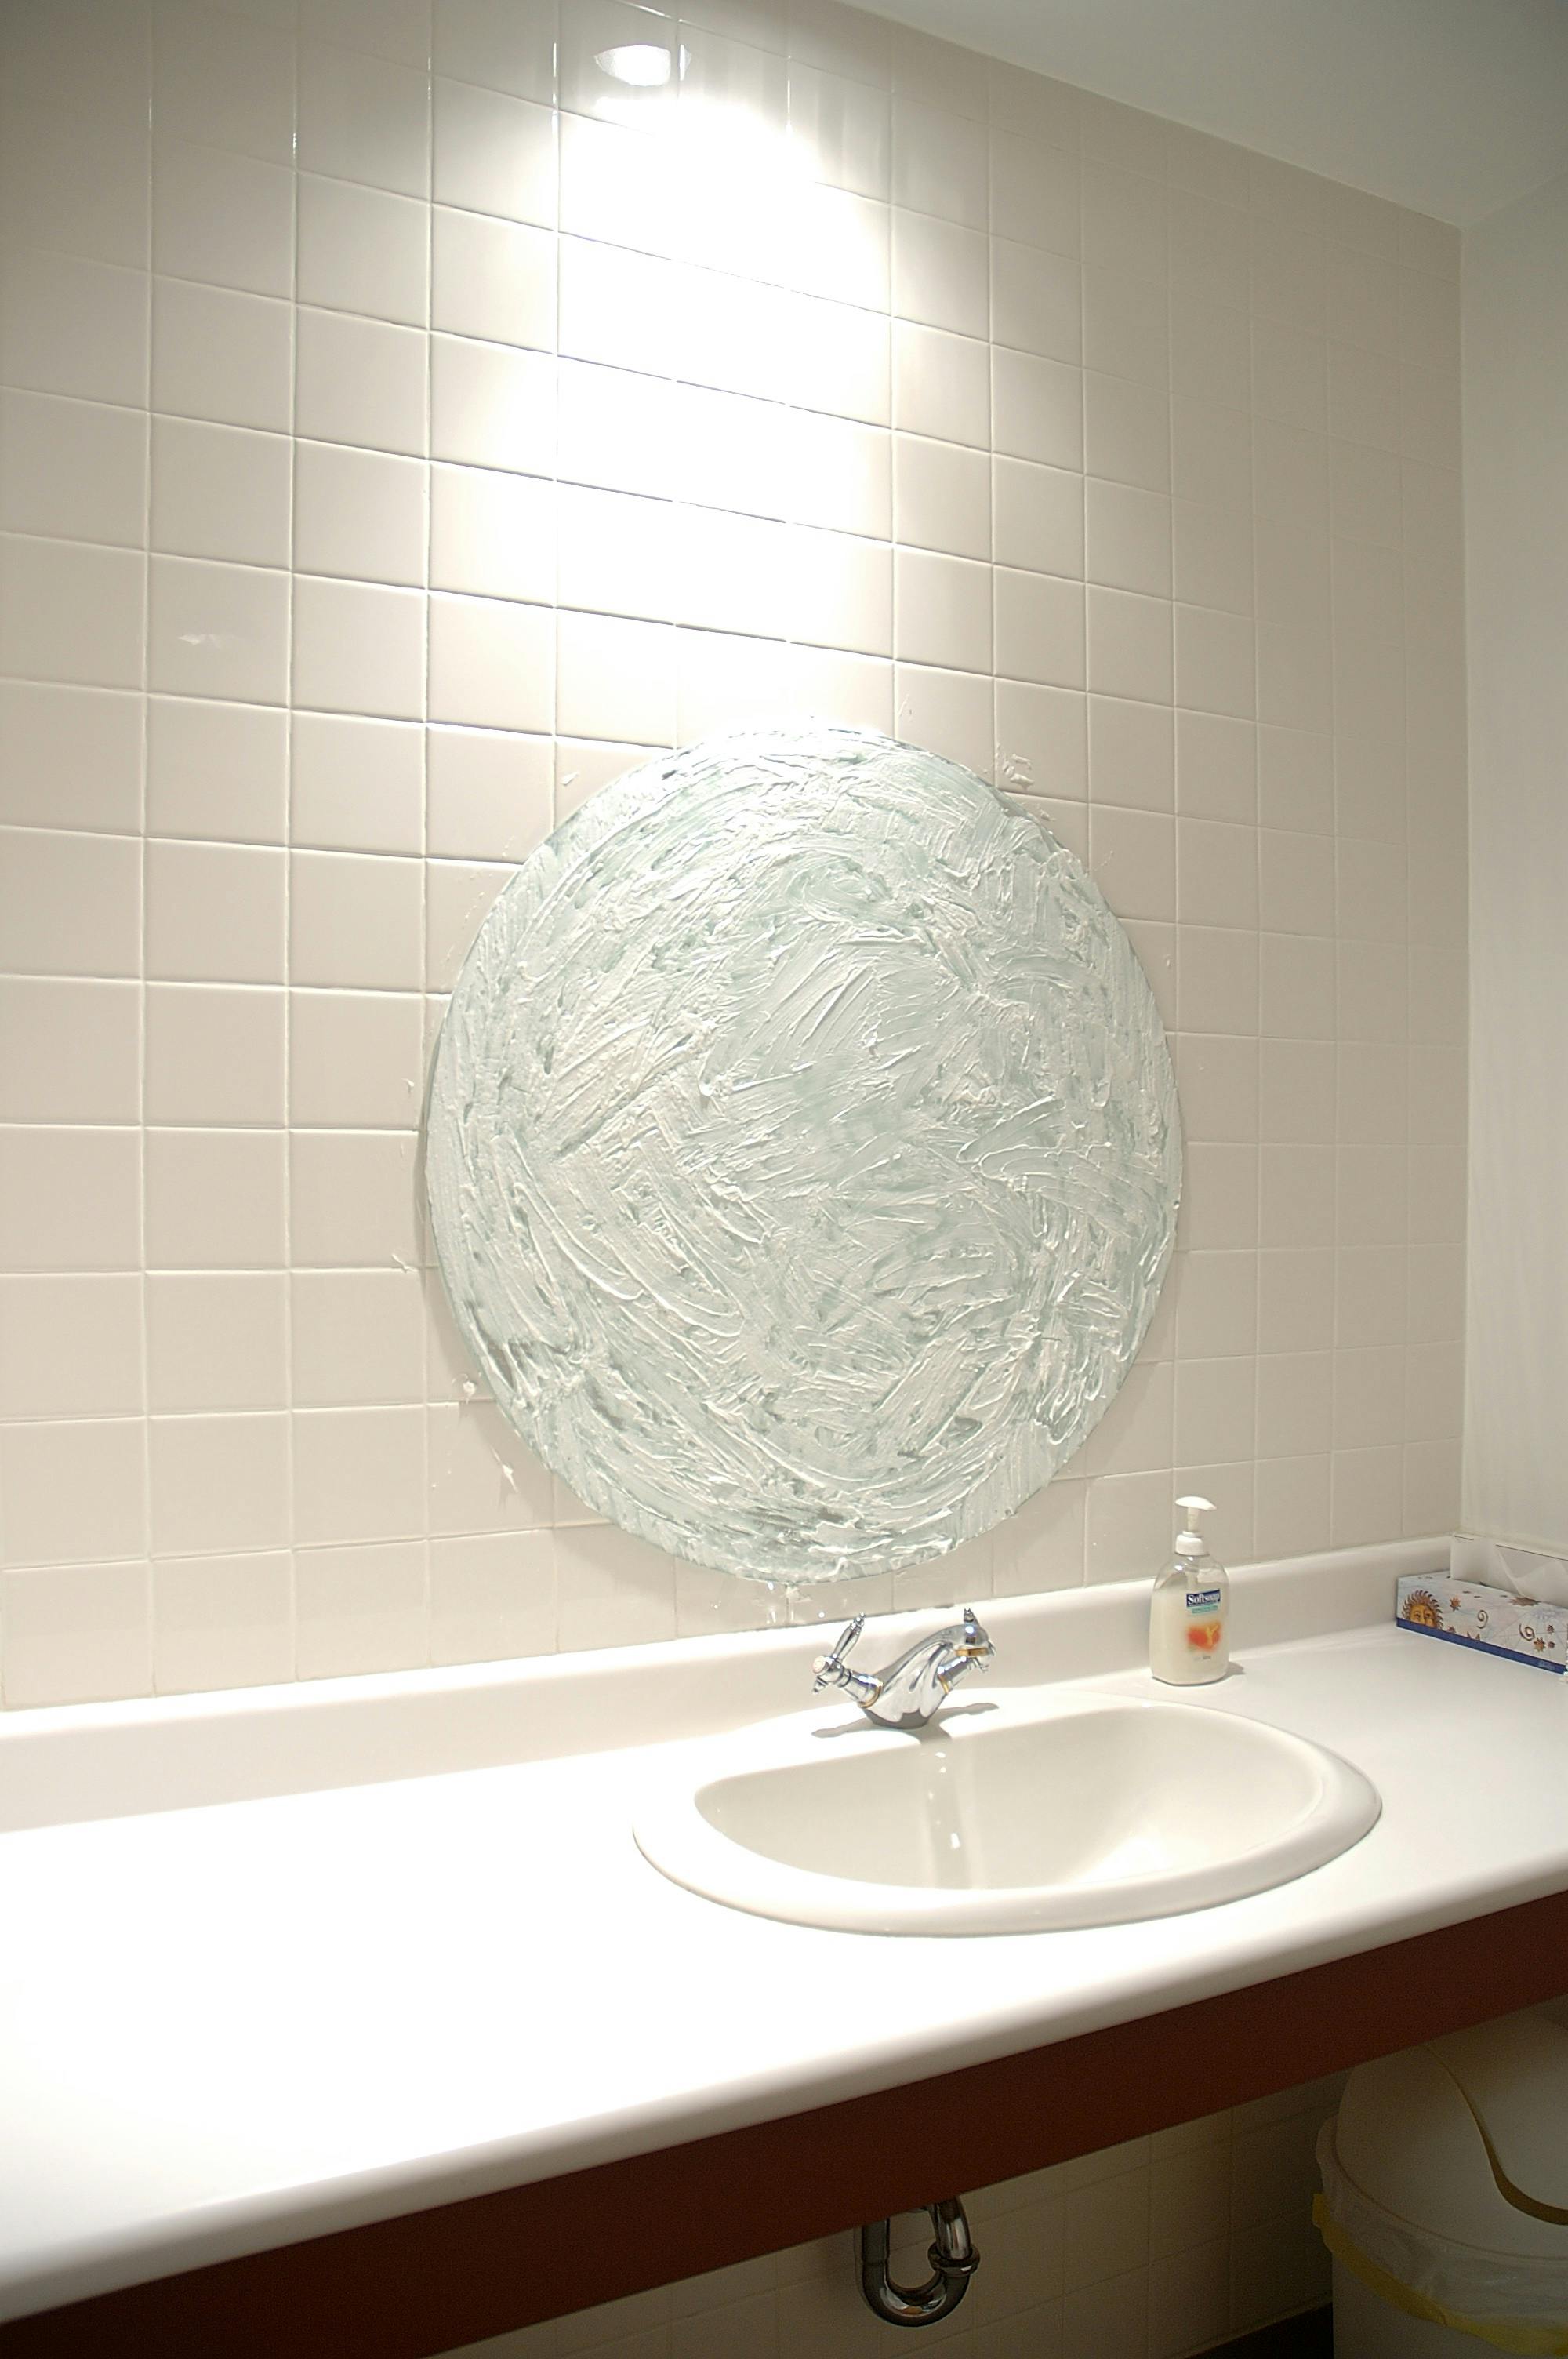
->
[868,0,1568,226]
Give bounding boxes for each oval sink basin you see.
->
[635,1692,1380,1935]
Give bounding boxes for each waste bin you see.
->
[1317,2008,1568,2354]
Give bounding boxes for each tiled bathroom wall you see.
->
[0,0,1465,1705]
[445,2076,1341,2359]
[1461,162,1568,1557]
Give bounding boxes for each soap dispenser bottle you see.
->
[1150,1496,1230,1685]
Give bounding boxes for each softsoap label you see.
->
[1184,1590,1225,1656]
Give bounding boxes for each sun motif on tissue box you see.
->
[1396,1576,1568,1672]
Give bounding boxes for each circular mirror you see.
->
[426,725,1180,1585]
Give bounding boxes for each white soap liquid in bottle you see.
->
[1149,1496,1230,1685]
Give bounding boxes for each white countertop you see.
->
[4,1541,1565,2324]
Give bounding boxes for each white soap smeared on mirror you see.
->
[425,723,1181,1584]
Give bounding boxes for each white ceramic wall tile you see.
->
[151,278,294,435]
[147,1272,289,1412]
[292,712,425,856]
[785,182,889,313]
[9,2,146,154]
[430,591,554,730]
[154,139,296,298]
[1086,477,1171,599]
[557,611,677,744]
[0,107,150,274]
[147,1411,291,1558]
[895,547,992,673]
[0,978,140,1125]
[555,359,675,497]
[149,556,290,705]
[289,850,423,990]
[1,678,136,849]
[561,234,674,376]
[431,336,554,474]
[299,173,430,325]
[7,0,154,136]
[557,1522,679,1651]
[152,0,297,166]
[0,537,145,691]
[0,828,141,980]
[295,440,428,588]
[1,248,151,409]
[991,132,1080,259]
[992,456,1083,579]
[1090,695,1173,811]
[892,321,989,448]
[0,1418,147,1565]
[146,985,286,1127]
[787,523,892,656]
[430,463,554,604]
[290,1129,423,1270]
[0,1274,144,1421]
[432,0,555,103]
[426,725,551,861]
[430,1530,556,1667]
[996,682,1085,798]
[433,206,554,347]
[557,112,673,257]
[297,308,428,456]
[426,1398,554,1533]
[295,1536,428,1676]
[1,1563,152,1708]
[288,989,426,1128]
[787,291,889,424]
[293,576,427,718]
[788,59,888,201]
[0,391,148,549]
[292,1270,428,1407]
[895,434,989,559]
[299,39,431,198]
[1087,586,1173,704]
[892,209,988,340]
[995,347,1083,470]
[147,841,286,984]
[786,409,890,539]
[146,1130,287,1271]
[293,1406,426,1547]
[992,239,1080,365]
[151,418,292,569]
[436,82,556,226]
[995,569,1085,691]
[153,1552,294,1696]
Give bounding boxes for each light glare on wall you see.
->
[584,25,870,298]
[595,41,681,88]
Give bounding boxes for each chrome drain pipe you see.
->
[858,2197,980,2328]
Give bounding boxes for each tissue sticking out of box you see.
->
[1450,1532,1568,1609]
[1398,1575,1568,1672]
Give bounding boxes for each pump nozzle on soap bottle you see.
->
[1150,1495,1231,1685]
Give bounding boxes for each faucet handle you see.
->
[956,1606,993,1662]
[813,1613,866,1690]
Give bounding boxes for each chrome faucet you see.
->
[812,1607,995,1731]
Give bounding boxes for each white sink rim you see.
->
[633,1688,1381,1936]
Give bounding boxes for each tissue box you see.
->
[1396,1576,1568,1673]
